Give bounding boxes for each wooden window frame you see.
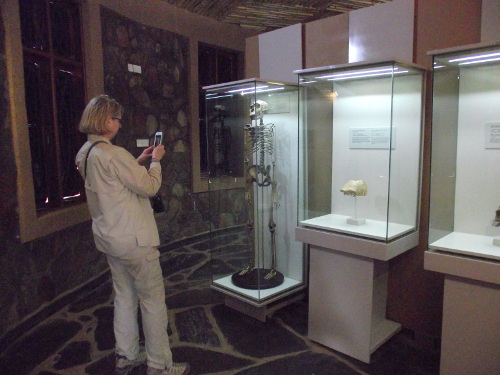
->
[3,0,90,242]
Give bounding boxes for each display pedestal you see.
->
[425,250,500,375]
[224,291,305,322]
[296,227,417,363]
[308,245,400,363]
[212,273,305,322]
[231,268,284,289]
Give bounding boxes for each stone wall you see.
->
[100,7,246,242]
[102,6,197,242]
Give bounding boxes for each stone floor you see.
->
[0,230,440,375]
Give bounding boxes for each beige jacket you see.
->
[75,135,161,258]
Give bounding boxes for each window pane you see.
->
[19,0,49,51]
[51,1,82,61]
[199,45,217,87]
[198,44,242,175]
[23,53,56,210]
[55,63,85,201]
[217,50,238,84]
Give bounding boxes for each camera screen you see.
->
[154,134,162,146]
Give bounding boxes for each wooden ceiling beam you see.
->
[160,0,393,31]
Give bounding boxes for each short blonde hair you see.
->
[78,95,123,135]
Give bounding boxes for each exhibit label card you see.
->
[349,127,396,149]
[267,93,290,114]
[485,122,500,149]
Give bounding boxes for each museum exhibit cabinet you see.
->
[424,42,500,375]
[203,78,306,321]
[294,60,426,363]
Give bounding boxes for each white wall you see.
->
[258,23,303,82]
[481,0,500,43]
[256,0,416,78]
[455,63,500,236]
[330,75,422,225]
[349,0,415,63]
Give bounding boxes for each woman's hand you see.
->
[137,145,154,166]
[152,144,165,162]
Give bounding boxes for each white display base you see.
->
[424,250,500,375]
[213,275,302,302]
[296,225,418,261]
[429,231,500,261]
[212,275,304,322]
[301,213,414,241]
[308,245,401,363]
[224,291,305,323]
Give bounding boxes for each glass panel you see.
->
[55,63,85,201]
[428,63,459,242]
[51,0,83,61]
[205,82,249,178]
[23,53,56,210]
[19,0,49,51]
[298,78,333,220]
[387,63,424,239]
[206,79,303,303]
[429,44,500,260]
[298,62,424,242]
[198,44,242,175]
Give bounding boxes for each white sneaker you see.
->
[116,347,147,374]
[147,362,190,375]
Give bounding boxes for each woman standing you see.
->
[75,95,189,375]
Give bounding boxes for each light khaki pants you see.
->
[107,247,172,370]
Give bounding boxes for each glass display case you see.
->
[425,42,500,375]
[203,79,305,313]
[428,42,500,261]
[294,61,426,363]
[296,60,425,245]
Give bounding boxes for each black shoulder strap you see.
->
[84,141,106,179]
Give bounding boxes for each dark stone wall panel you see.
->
[101,7,194,243]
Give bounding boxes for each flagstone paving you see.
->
[0,231,439,375]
